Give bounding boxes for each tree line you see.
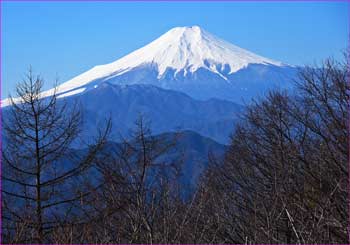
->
[2,56,349,244]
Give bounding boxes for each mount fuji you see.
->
[2,26,299,143]
[3,26,297,107]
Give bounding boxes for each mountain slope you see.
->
[62,82,243,144]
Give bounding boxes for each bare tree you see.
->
[77,116,187,243]
[2,69,111,243]
[77,116,233,244]
[202,56,349,243]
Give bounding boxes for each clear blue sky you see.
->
[1,1,348,98]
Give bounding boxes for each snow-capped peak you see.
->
[51,26,282,97]
[2,26,285,106]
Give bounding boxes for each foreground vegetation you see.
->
[2,56,349,243]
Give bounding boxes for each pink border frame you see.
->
[0,0,349,244]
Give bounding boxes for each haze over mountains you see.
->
[3,26,298,144]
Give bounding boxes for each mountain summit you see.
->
[3,26,296,106]
[46,26,284,96]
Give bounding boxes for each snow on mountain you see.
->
[2,25,295,107]
[49,26,283,95]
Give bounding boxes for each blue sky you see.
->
[1,1,348,97]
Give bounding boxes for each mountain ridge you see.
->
[60,82,243,144]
